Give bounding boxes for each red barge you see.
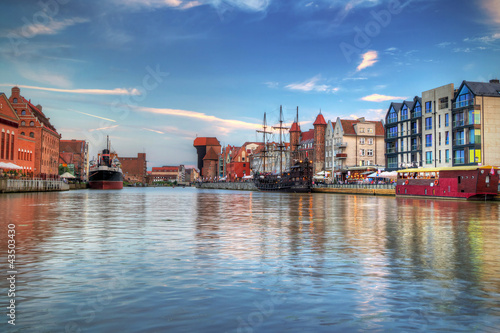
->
[396,166,499,200]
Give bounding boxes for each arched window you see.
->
[20,132,25,135]
[29,132,34,138]
[21,110,26,115]
[13,98,17,103]
[21,121,25,126]
[30,121,35,126]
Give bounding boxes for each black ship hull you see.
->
[89,169,123,190]
[254,159,313,193]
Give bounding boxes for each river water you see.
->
[1,187,500,332]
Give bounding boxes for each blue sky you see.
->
[1,0,499,168]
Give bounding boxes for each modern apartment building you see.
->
[452,80,500,166]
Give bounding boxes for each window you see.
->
[445,149,450,163]
[29,132,34,138]
[455,85,473,108]
[368,138,373,145]
[401,105,408,120]
[21,121,25,126]
[413,101,422,118]
[439,150,442,163]
[445,113,449,127]
[360,138,365,144]
[425,117,432,130]
[445,131,449,145]
[360,128,365,133]
[455,131,464,145]
[367,149,373,156]
[426,134,432,147]
[360,149,365,156]
[388,107,398,123]
[439,132,441,146]
[468,110,480,125]
[469,129,481,144]
[426,151,433,164]
[21,110,26,115]
[30,121,34,126]
[388,126,398,139]
[20,132,25,136]
[469,149,481,163]
[425,101,432,113]
[0,132,4,159]
[439,97,449,109]
[454,150,465,164]
[438,115,441,128]
[13,98,17,103]
[367,128,373,133]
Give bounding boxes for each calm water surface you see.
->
[1,187,500,332]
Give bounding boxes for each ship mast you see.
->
[256,113,272,173]
[272,105,289,174]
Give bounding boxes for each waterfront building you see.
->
[313,113,327,175]
[59,139,89,181]
[151,165,180,182]
[224,142,260,181]
[422,83,454,168]
[385,79,500,170]
[184,167,199,183]
[0,92,35,175]
[193,137,221,178]
[119,153,147,183]
[325,120,336,179]
[8,87,60,179]
[295,129,314,162]
[385,97,424,170]
[452,79,500,166]
[333,117,385,180]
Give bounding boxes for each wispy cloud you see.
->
[0,84,141,96]
[481,0,500,25]
[361,94,407,102]
[264,81,279,88]
[0,17,89,38]
[285,75,339,93]
[464,33,500,43]
[119,0,271,12]
[133,106,262,131]
[88,125,119,132]
[357,50,378,71]
[142,128,165,134]
[72,110,117,122]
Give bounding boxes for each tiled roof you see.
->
[21,97,59,135]
[340,119,385,136]
[59,152,74,165]
[464,81,500,97]
[313,113,327,126]
[203,147,219,160]
[301,129,314,142]
[290,122,301,132]
[194,137,220,147]
[60,140,85,154]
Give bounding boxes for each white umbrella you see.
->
[1,162,22,170]
[60,172,75,178]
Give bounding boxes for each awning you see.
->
[0,162,23,170]
[60,172,76,178]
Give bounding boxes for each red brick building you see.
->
[9,87,60,179]
[151,166,180,182]
[119,153,147,184]
[313,113,327,175]
[0,92,35,175]
[193,137,221,179]
[59,139,89,180]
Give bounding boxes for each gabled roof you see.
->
[203,147,219,160]
[340,119,385,136]
[59,152,74,165]
[313,113,327,126]
[460,80,500,98]
[21,96,59,135]
[0,93,19,123]
[60,140,85,154]
[194,137,220,147]
[402,100,414,110]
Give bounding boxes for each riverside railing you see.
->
[1,179,69,192]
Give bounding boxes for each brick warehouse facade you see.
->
[8,87,59,178]
[119,153,147,184]
[313,112,327,175]
[193,137,221,179]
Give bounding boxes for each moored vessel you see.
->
[89,136,123,190]
[396,165,499,200]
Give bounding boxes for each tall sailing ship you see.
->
[253,106,313,193]
[89,136,123,190]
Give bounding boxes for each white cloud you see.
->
[1,17,89,38]
[119,0,271,12]
[357,50,378,71]
[89,125,119,132]
[0,84,141,96]
[285,75,338,93]
[464,33,500,43]
[361,94,407,102]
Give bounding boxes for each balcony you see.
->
[386,148,397,154]
[387,132,398,139]
[336,153,347,159]
[454,157,465,165]
[453,120,465,128]
[439,102,449,110]
[411,111,422,118]
[411,128,418,135]
[335,142,347,148]
[453,99,474,109]
[411,144,421,151]
[454,139,465,146]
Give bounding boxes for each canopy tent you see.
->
[367,171,397,179]
[60,172,76,179]
[315,170,331,176]
[0,162,23,170]
[242,175,253,179]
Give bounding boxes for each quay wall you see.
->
[0,179,69,193]
[197,182,257,191]
[313,187,395,196]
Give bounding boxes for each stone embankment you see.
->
[196,182,257,191]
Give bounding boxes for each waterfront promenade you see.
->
[0,178,69,193]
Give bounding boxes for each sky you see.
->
[0,0,499,168]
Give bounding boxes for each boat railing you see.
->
[314,183,396,190]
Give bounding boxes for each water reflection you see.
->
[0,189,499,332]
